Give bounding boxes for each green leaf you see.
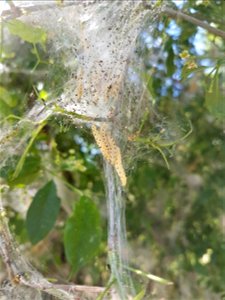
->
[7,20,47,48]
[26,180,61,244]
[181,65,206,81]
[0,99,11,117]
[0,154,41,186]
[133,289,146,300]
[12,120,46,179]
[12,154,41,186]
[126,266,173,285]
[205,69,225,119]
[142,73,157,100]
[96,279,115,300]
[9,213,29,244]
[0,86,18,118]
[0,86,17,107]
[166,47,175,77]
[64,196,102,273]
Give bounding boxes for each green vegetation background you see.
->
[0,1,225,299]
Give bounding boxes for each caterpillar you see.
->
[92,124,127,187]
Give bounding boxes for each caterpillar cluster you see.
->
[92,124,127,187]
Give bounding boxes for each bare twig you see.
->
[163,7,225,40]
[5,0,21,18]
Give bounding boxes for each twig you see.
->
[50,284,106,294]
[163,7,225,40]
[1,2,77,21]
[4,0,21,18]
[1,2,225,40]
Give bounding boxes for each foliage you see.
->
[205,62,225,119]
[64,196,102,274]
[0,1,225,299]
[26,180,61,244]
[7,19,47,48]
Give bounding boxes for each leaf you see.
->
[205,69,225,119]
[181,65,206,81]
[133,289,146,300]
[96,279,115,300]
[26,180,61,244]
[7,20,47,48]
[9,213,28,244]
[12,120,46,179]
[126,266,173,285]
[12,155,41,185]
[0,154,41,186]
[142,72,156,99]
[0,86,17,117]
[166,47,175,77]
[0,99,11,117]
[164,39,175,77]
[0,86,17,107]
[64,196,102,273]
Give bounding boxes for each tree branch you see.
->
[163,7,225,40]
[1,2,225,40]
[0,2,75,20]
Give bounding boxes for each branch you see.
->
[1,2,225,40]
[1,2,75,21]
[163,7,225,40]
[49,283,106,294]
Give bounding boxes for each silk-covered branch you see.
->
[1,2,225,40]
